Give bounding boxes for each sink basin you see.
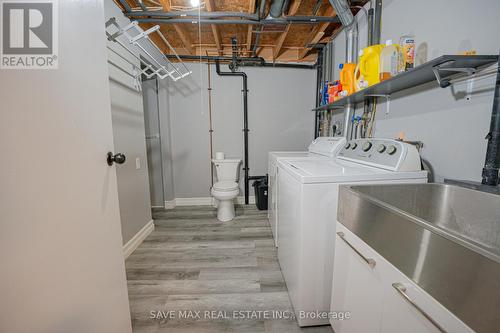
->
[338,183,500,333]
[352,183,500,261]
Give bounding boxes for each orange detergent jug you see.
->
[358,44,384,87]
[339,63,356,95]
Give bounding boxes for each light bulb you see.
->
[190,0,200,7]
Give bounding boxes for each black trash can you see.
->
[253,176,268,210]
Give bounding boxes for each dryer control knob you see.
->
[345,143,351,149]
[387,145,397,155]
[362,142,372,152]
[351,142,358,149]
[377,144,386,153]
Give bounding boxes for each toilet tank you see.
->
[212,159,241,182]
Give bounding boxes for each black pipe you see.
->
[367,8,374,45]
[165,54,265,64]
[314,48,324,138]
[482,54,500,186]
[165,54,316,69]
[372,0,382,44]
[243,62,316,69]
[117,0,132,12]
[215,60,251,205]
[132,17,340,25]
[126,10,259,20]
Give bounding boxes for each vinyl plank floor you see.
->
[126,205,332,333]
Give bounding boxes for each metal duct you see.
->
[328,0,357,139]
[328,0,354,27]
[269,0,286,18]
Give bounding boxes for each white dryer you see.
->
[268,137,345,247]
[276,138,428,327]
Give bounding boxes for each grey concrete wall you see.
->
[105,1,152,244]
[143,78,176,206]
[161,63,316,198]
[330,0,500,182]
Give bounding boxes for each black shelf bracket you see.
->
[432,65,476,88]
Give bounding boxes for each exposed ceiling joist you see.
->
[274,0,302,60]
[112,0,361,63]
[205,0,222,55]
[246,0,257,54]
[298,6,334,59]
[158,0,194,55]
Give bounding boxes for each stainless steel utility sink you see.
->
[338,183,500,333]
[352,183,500,261]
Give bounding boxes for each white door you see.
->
[0,1,132,332]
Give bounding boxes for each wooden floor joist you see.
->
[205,0,223,55]
[158,0,194,55]
[273,0,303,60]
[298,6,335,59]
[246,0,257,55]
[111,0,363,63]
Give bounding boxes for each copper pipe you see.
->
[207,59,214,188]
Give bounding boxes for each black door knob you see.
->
[107,152,126,166]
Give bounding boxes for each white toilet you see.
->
[211,153,241,222]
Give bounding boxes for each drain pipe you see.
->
[314,48,324,138]
[215,60,252,204]
[482,54,500,186]
[328,0,357,139]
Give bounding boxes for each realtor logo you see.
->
[1,0,58,69]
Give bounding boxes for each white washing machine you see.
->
[268,137,345,247]
[276,138,428,327]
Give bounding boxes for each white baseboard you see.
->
[236,196,256,205]
[162,195,256,209]
[123,220,154,259]
[175,197,214,206]
[164,199,176,210]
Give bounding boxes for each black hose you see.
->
[482,53,500,186]
[314,49,324,138]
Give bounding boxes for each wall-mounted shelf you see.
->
[313,55,498,112]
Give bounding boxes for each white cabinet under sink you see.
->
[330,222,474,333]
[330,224,384,333]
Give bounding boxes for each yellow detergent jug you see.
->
[354,51,366,91]
[358,44,384,87]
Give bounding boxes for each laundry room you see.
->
[1,0,500,333]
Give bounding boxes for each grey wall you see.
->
[143,78,176,206]
[330,0,500,182]
[154,63,316,199]
[105,1,152,244]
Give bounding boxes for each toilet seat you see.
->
[212,181,239,192]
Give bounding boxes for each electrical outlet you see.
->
[135,157,141,170]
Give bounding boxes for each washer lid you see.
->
[213,181,239,191]
[279,159,427,183]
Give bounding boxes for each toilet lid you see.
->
[213,181,239,191]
